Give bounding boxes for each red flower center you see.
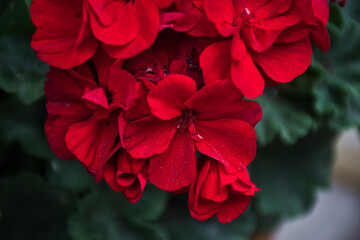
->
[177,108,195,131]
[233,7,253,27]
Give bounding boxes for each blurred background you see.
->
[275,129,360,240]
[0,0,359,240]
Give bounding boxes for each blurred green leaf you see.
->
[312,20,360,129]
[0,96,53,160]
[0,36,48,104]
[328,4,345,35]
[0,0,35,36]
[24,0,32,9]
[68,185,169,240]
[344,0,360,23]
[47,158,95,194]
[250,128,336,230]
[0,173,72,240]
[160,195,256,240]
[255,89,313,146]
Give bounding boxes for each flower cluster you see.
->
[32,0,330,223]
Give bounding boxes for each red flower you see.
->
[121,75,262,191]
[44,57,137,179]
[30,0,98,69]
[200,0,330,98]
[189,156,259,223]
[104,150,147,203]
[88,0,160,59]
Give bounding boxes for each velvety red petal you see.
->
[217,195,252,223]
[104,156,124,192]
[82,88,109,109]
[116,150,147,174]
[194,119,257,173]
[251,37,312,83]
[147,130,197,191]
[312,0,329,25]
[100,63,137,110]
[186,80,262,126]
[31,1,97,69]
[45,115,75,160]
[185,4,219,38]
[88,0,140,45]
[231,53,265,99]
[153,0,174,8]
[65,116,118,173]
[200,160,230,202]
[309,23,330,52]
[188,160,221,220]
[102,0,160,59]
[123,116,178,159]
[200,40,231,84]
[147,74,197,120]
[204,0,235,36]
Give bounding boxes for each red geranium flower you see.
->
[45,56,137,180]
[189,156,259,223]
[30,0,98,69]
[200,0,330,98]
[121,75,262,191]
[104,150,148,203]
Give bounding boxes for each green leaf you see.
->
[0,173,72,240]
[24,0,32,9]
[68,185,169,240]
[0,96,53,160]
[0,0,35,36]
[328,3,346,35]
[312,20,360,129]
[344,0,360,23]
[0,36,48,104]
[255,89,313,146]
[250,128,336,230]
[47,158,95,194]
[160,195,256,240]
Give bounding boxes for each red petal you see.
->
[194,119,257,173]
[102,0,160,59]
[116,150,147,174]
[188,160,220,220]
[82,88,109,109]
[153,0,174,8]
[200,160,230,202]
[200,40,231,84]
[217,195,252,223]
[45,115,75,160]
[186,80,262,126]
[231,53,265,99]
[147,74,197,120]
[100,63,137,110]
[310,23,330,52]
[65,116,118,173]
[123,116,178,158]
[31,2,97,69]
[147,130,197,191]
[104,157,124,192]
[88,0,140,45]
[251,37,312,83]
[204,0,235,36]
